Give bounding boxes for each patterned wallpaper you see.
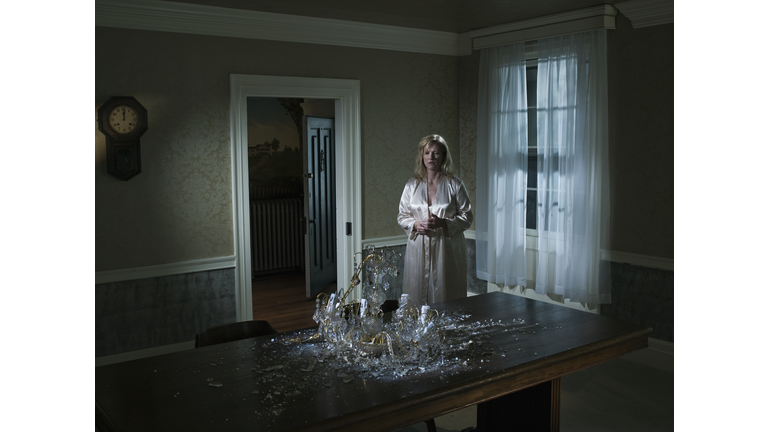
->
[607,15,674,259]
[359,48,460,240]
[95,31,234,270]
[96,16,672,272]
[458,51,481,231]
[95,27,459,271]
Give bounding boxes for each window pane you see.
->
[527,110,536,147]
[526,189,537,230]
[551,153,560,192]
[526,66,537,105]
[527,152,537,188]
[526,64,538,233]
[526,66,537,147]
[539,153,560,192]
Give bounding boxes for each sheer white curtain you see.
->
[535,30,611,304]
[476,42,528,286]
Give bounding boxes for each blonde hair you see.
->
[413,134,455,182]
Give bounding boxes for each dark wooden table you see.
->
[96,292,651,432]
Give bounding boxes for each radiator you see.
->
[249,183,299,200]
[250,198,305,274]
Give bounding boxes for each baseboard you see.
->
[619,337,673,373]
[96,340,195,367]
[95,255,236,284]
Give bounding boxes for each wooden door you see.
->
[303,116,337,298]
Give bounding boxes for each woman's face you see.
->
[423,142,445,172]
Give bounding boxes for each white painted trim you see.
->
[363,230,476,247]
[362,232,672,271]
[604,250,674,271]
[621,337,673,373]
[472,15,616,52]
[362,235,408,248]
[649,337,673,356]
[95,0,460,56]
[462,5,618,54]
[96,340,195,367]
[95,255,236,285]
[95,1,638,57]
[230,77,251,323]
[229,75,362,320]
[94,243,670,286]
[615,0,674,28]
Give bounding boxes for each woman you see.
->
[397,134,473,308]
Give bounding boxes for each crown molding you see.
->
[94,1,639,57]
[95,0,460,56]
[463,4,618,54]
[614,0,674,28]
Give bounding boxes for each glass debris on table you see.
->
[200,246,545,426]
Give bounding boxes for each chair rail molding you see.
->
[94,245,671,285]
[614,0,674,28]
[362,232,672,272]
[363,230,476,248]
[95,0,460,56]
[95,255,236,285]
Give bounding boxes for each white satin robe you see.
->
[397,176,474,308]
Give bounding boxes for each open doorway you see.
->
[229,74,362,324]
[246,97,305,275]
[246,98,337,329]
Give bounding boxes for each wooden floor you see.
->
[251,270,335,333]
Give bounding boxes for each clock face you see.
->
[109,105,140,134]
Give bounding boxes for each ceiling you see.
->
[164,0,620,34]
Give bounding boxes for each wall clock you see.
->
[98,96,148,181]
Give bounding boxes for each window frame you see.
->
[524,44,540,238]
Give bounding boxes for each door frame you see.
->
[229,74,362,321]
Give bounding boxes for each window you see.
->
[477,32,611,304]
[525,62,538,232]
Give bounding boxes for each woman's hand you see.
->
[427,213,447,230]
[415,212,447,235]
[415,218,431,235]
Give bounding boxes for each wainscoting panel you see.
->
[95,268,237,357]
[600,262,674,343]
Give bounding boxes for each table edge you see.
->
[294,326,652,432]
